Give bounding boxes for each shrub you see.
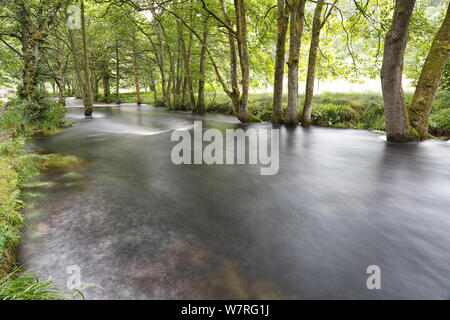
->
[0,92,65,134]
[429,108,450,136]
[311,103,359,127]
[432,91,450,112]
[359,103,386,131]
[249,104,272,122]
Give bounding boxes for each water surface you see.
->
[18,101,450,299]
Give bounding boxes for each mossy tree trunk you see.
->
[131,32,141,105]
[81,0,94,116]
[285,0,307,125]
[178,22,195,111]
[409,4,450,139]
[18,3,61,107]
[148,61,158,104]
[301,0,336,127]
[272,0,290,124]
[115,40,120,103]
[234,0,250,122]
[197,17,209,114]
[68,21,87,106]
[380,0,416,142]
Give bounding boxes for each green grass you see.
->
[0,268,65,300]
[0,94,72,299]
[104,89,449,137]
[0,136,39,274]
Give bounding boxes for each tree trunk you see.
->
[178,23,195,111]
[57,41,66,106]
[219,0,240,116]
[20,29,43,105]
[197,18,209,114]
[115,40,120,103]
[285,0,307,124]
[68,25,87,107]
[131,33,141,105]
[409,4,450,139]
[380,0,416,142]
[18,3,61,108]
[300,0,325,126]
[102,76,110,99]
[149,63,158,104]
[81,0,93,116]
[181,77,187,106]
[154,23,167,106]
[55,77,66,106]
[93,76,99,102]
[234,0,250,122]
[272,0,290,123]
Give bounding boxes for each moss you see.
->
[37,154,86,169]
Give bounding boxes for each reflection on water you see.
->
[18,104,450,299]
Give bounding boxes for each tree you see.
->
[197,16,210,114]
[131,31,141,105]
[0,0,63,107]
[272,0,290,124]
[200,0,251,122]
[81,0,94,116]
[178,21,195,110]
[301,0,336,127]
[285,0,307,124]
[409,3,450,139]
[380,0,416,142]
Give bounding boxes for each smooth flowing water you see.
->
[18,100,450,299]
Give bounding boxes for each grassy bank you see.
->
[107,90,450,138]
[0,93,73,299]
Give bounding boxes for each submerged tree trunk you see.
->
[68,23,87,107]
[149,63,158,104]
[272,0,289,124]
[380,0,416,142]
[116,40,120,103]
[301,0,325,126]
[219,0,240,116]
[154,23,167,106]
[178,23,195,111]
[57,41,66,106]
[199,0,249,122]
[131,33,141,105]
[409,4,450,139]
[234,0,250,122]
[81,0,93,116]
[285,0,306,124]
[197,18,209,114]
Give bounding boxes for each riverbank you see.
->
[0,95,79,299]
[103,90,449,138]
[0,131,65,299]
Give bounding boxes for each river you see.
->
[18,100,450,299]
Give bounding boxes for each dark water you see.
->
[18,100,450,299]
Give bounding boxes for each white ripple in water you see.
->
[93,121,194,136]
